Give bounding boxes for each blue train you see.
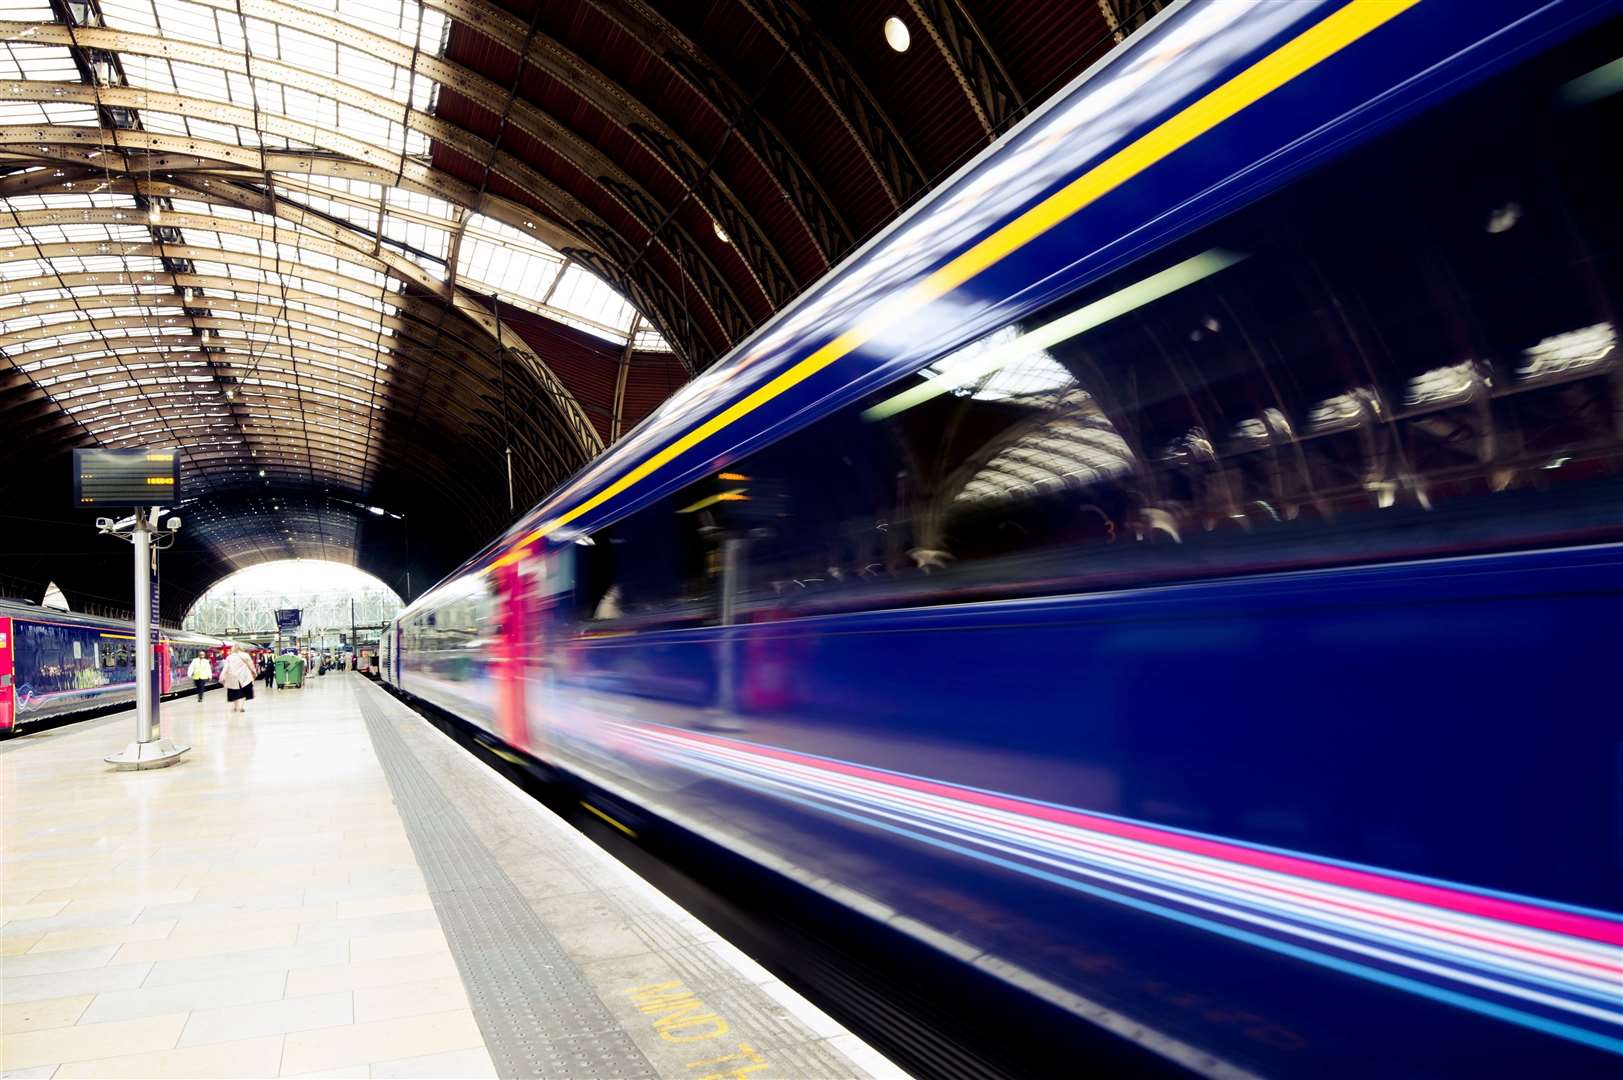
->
[384,1,1623,1072]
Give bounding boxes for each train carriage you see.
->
[0,600,228,733]
[391,1,1623,1073]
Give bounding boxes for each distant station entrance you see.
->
[183,560,402,674]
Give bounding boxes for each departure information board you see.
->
[73,449,180,506]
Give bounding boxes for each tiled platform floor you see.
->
[0,674,902,1079]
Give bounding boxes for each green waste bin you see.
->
[274,655,306,688]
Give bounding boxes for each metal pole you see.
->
[105,510,187,769]
[132,511,154,745]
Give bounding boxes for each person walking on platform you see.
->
[260,654,275,690]
[221,645,257,714]
[186,653,212,702]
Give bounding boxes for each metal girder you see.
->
[9,306,402,391]
[394,306,607,480]
[905,0,1023,140]
[0,240,391,300]
[3,204,400,277]
[1,90,743,354]
[0,390,84,434]
[3,254,393,324]
[0,412,83,456]
[12,345,385,410]
[5,273,415,337]
[735,0,926,209]
[0,64,584,252]
[1,126,718,366]
[377,383,574,520]
[424,0,798,308]
[1,3,724,567]
[0,124,478,216]
[159,168,607,461]
[17,323,580,484]
[52,347,545,513]
[6,274,587,481]
[610,330,635,444]
[582,0,850,268]
[2,15,748,352]
[1094,0,1168,44]
[397,0,567,508]
[0,136,710,366]
[1,315,385,365]
[0,164,105,198]
[5,266,591,494]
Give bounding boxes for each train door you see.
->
[515,543,574,759]
[494,561,527,749]
[155,638,172,696]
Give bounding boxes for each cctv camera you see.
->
[96,517,113,530]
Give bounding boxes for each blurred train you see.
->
[0,600,234,734]
[383,1,1623,1073]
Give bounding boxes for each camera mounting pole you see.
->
[76,447,189,770]
[98,509,189,771]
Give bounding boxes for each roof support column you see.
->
[610,317,639,444]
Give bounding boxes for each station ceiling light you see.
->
[884,16,911,53]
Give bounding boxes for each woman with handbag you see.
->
[221,645,257,714]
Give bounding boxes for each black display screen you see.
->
[73,449,180,506]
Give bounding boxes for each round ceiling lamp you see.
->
[884,16,911,53]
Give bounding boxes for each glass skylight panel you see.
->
[382,211,447,260]
[41,100,99,125]
[115,50,176,94]
[0,2,53,20]
[0,43,78,82]
[12,191,119,212]
[168,60,229,101]
[97,0,162,35]
[0,97,43,124]
[10,0,667,522]
[546,263,631,333]
[338,44,404,101]
[1,97,97,125]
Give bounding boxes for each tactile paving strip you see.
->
[354,686,660,1080]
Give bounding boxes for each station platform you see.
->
[0,674,905,1079]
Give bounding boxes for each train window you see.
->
[709,29,1622,621]
[577,485,722,629]
[12,623,118,694]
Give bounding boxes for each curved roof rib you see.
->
[1,0,1143,615]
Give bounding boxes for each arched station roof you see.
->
[1,0,1161,619]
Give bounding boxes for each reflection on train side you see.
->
[570,138,1620,639]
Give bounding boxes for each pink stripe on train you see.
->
[668,728,1623,948]
[806,765,1617,975]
